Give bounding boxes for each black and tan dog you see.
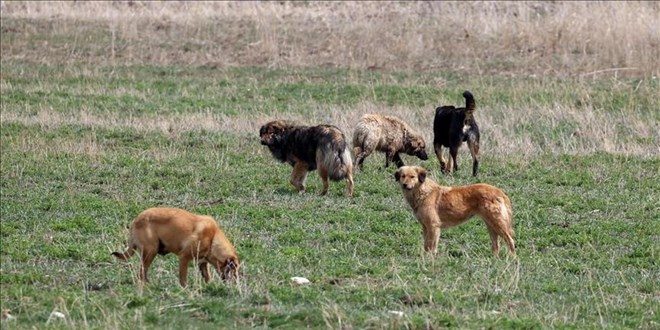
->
[112,207,240,287]
[260,120,354,196]
[352,113,428,170]
[394,166,515,256]
[433,91,480,176]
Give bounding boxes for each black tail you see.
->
[463,91,475,117]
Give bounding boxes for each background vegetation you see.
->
[1,1,658,329]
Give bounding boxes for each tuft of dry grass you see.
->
[1,1,659,77]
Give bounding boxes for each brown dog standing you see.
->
[353,114,428,170]
[394,166,515,256]
[112,207,240,287]
[260,120,354,197]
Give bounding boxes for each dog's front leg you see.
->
[448,148,459,173]
[392,153,405,168]
[178,255,192,287]
[290,162,308,193]
[417,210,441,254]
[434,144,447,173]
[467,139,480,177]
[385,148,398,168]
[424,225,441,254]
[419,221,430,252]
[198,262,210,283]
[345,172,354,197]
[318,167,329,195]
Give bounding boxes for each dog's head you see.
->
[394,166,427,191]
[208,232,240,282]
[218,256,240,282]
[259,120,288,146]
[404,133,428,161]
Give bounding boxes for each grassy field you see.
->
[1,2,659,329]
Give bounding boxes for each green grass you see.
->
[2,62,658,117]
[1,62,659,329]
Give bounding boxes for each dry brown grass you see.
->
[2,1,659,76]
[2,97,658,158]
[1,1,658,159]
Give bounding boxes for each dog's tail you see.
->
[319,135,353,182]
[499,195,516,255]
[112,245,136,260]
[502,197,514,234]
[463,91,476,118]
[325,142,353,181]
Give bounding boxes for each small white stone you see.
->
[50,311,65,319]
[290,277,310,285]
[388,310,404,317]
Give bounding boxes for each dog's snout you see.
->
[260,135,272,145]
[418,150,428,160]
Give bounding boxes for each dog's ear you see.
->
[394,169,401,182]
[417,167,427,183]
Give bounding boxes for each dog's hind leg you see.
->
[434,144,448,173]
[139,250,157,284]
[447,147,459,173]
[487,227,500,257]
[345,169,354,197]
[468,139,480,177]
[353,147,363,169]
[486,219,515,257]
[318,167,330,195]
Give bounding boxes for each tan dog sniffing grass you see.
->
[394,166,516,256]
[112,207,239,287]
[353,114,428,170]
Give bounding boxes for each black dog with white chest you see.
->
[433,91,480,177]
